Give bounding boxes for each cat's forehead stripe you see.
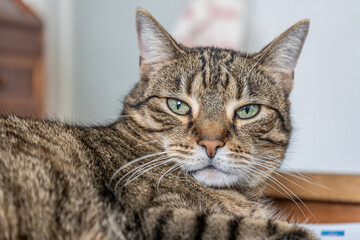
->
[190,48,240,94]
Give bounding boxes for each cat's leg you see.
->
[140,207,318,240]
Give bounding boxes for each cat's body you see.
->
[0,9,317,240]
[0,116,269,239]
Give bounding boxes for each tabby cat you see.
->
[0,9,317,240]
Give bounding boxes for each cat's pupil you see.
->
[245,106,250,114]
[176,101,182,110]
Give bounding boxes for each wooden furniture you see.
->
[0,0,43,118]
[265,172,360,223]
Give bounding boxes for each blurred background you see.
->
[1,0,360,175]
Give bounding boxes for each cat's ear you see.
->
[255,20,309,95]
[136,9,184,76]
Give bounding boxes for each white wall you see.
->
[247,0,360,173]
[46,0,360,174]
[71,0,186,124]
[44,0,74,122]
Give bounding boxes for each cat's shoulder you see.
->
[0,115,64,132]
[0,115,82,154]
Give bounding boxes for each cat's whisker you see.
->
[109,151,175,189]
[124,155,176,184]
[184,170,194,187]
[274,167,318,183]
[251,160,319,196]
[122,159,174,189]
[254,154,283,164]
[256,155,330,190]
[255,155,318,182]
[279,170,320,184]
[121,160,174,189]
[156,162,181,192]
[180,168,191,182]
[246,166,308,218]
[234,166,262,192]
[244,166,293,201]
[285,171,328,187]
[248,165,318,222]
[252,158,280,168]
[113,155,173,191]
[176,167,183,178]
[277,169,333,192]
[284,171,316,182]
[252,158,281,168]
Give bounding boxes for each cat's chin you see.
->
[189,166,239,187]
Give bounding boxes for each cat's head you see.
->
[123,9,309,188]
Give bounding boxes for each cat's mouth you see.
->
[190,165,228,175]
[188,165,238,187]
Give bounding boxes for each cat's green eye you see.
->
[167,98,190,115]
[236,104,260,119]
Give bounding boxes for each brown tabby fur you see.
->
[0,9,317,240]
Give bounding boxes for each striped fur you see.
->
[0,9,317,240]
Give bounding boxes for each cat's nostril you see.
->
[198,139,225,158]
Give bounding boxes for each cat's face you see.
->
[124,9,309,188]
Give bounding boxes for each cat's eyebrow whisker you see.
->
[244,45,273,81]
[109,151,175,189]
[113,155,174,191]
[240,27,254,77]
[239,13,258,80]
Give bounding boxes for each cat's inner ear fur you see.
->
[255,20,309,96]
[136,9,185,76]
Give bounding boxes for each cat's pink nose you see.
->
[198,139,224,158]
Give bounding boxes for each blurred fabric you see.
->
[172,0,247,50]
